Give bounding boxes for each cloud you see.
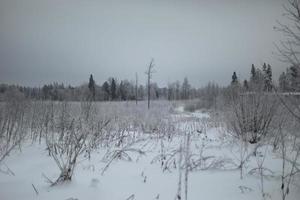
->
[0,0,286,87]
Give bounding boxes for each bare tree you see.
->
[274,4,300,198]
[145,59,155,109]
[275,0,300,66]
[275,0,300,122]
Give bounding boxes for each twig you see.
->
[31,183,39,195]
[42,173,54,185]
[125,194,135,200]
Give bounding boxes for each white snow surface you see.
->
[0,107,299,200]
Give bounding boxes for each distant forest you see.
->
[0,62,299,102]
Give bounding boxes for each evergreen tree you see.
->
[262,63,267,74]
[263,64,273,91]
[289,65,300,91]
[266,64,273,91]
[243,79,249,90]
[249,64,264,91]
[119,81,125,100]
[110,78,117,100]
[181,77,191,99]
[231,72,238,85]
[88,74,96,100]
[102,81,110,101]
[250,64,256,82]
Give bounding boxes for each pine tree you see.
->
[266,64,273,91]
[262,63,267,74]
[250,64,256,82]
[262,64,273,92]
[243,79,249,90]
[231,72,238,85]
[88,74,96,100]
[110,78,117,100]
[249,64,264,91]
[102,81,110,101]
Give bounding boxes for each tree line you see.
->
[230,62,300,93]
[0,75,199,102]
[1,62,300,102]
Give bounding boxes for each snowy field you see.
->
[0,101,299,200]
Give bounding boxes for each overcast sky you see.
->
[0,0,287,87]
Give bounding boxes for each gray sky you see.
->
[0,0,287,87]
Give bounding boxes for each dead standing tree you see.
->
[145,59,155,109]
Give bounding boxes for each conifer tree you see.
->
[102,81,110,101]
[243,80,249,90]
[110,78,117,100]
[250,64,256,82]
[231,72,238,85]
[88,74,96,100]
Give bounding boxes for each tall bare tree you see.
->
[145,59,155,109]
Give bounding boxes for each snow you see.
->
[0,103,299,200]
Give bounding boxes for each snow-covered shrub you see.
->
[45,101,102,185]
[225,87,278,144]
[0,89,29,163]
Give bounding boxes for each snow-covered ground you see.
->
[0,105,299,200]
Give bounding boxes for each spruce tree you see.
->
[243,80,249,90]
[110,78,117,100]
[231,72,238,85]
[262,64,272,91]
[88,74,96,100]
[266,64,273,91]
[102,81,110,101]
[290,65,300,91]
[119,81,126,101]
[250,64,256,82]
